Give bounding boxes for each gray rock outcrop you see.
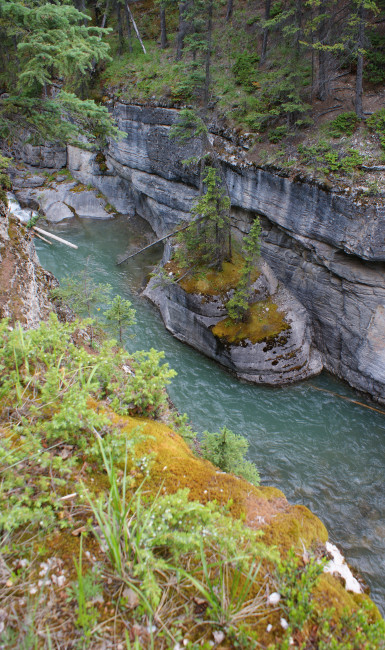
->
[4,103,385,401]
[144,261,323,385]
[103,103,385,403]
[9,165,119,222]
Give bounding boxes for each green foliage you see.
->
[328,112,360,138]
[0,154,11,205]
[268,125,289,143]
[297,140,364,175]
[275,551,385,648]
[0,312,178,532]
[177,166,231,272]
[26,212,40,229]
[168,411,197,446]
[242,52,312,132]
[103,294,136,344]
[117,348,176,417]
[51,264,112,347]
[169,108,208,143]
[226,218,261,323]
[69,536,101,635]
[232,53,260,91]
[0,0,119,146]
[365,30,385,84]
[201,426,260,486]
[367,108,385,153]
[226,286,250,323]
[276,550,324,632]
[86,438,271,611]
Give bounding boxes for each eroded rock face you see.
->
[4,104,385,400]
[105,103,385,402]
[9,165,119,222]
[0,202,57,327]
[144,261,323,385]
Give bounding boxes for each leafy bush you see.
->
[297,140,364,175]
[232,53,260,91]
[367,108,385,153]
[328,111,360,138]
[201,426,260,485]
[120,348,176,416]
[268,125,289,143]
[365,31,385,85]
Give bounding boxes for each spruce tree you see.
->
[0,0,119,145]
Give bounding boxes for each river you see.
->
[34,213,385,615]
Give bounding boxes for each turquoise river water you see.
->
[35,214,385,615]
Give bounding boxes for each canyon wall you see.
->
[106,104,385,403]
[7,103,385,402]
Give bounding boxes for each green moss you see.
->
[212,299,290,345]
[172,252,259,297]
[70,182,89,193]
[263,504,328,553]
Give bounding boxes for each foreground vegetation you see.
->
[0,312,384,648]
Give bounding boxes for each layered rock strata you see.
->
[144,259,323,385]
[4,103,385,400]
[104,103,385,403]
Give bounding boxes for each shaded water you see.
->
[35,215,385,615]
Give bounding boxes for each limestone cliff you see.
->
[5,102,385,402]
[71,103,385,404]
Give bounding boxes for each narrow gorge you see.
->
[9,102,385,403]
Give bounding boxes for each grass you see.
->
[0,308,384,648]
[212,299,290,345]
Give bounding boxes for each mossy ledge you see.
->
[145,256,323,386]
[1,215,382,647]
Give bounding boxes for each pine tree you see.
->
[0,0,119,145]
[103,295,136,344]
[226,217,261,323]
[178,166,231,271]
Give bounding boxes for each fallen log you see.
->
[33,227,78,249]
[33,231,52,245]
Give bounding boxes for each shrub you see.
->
[201,426,260,485]
[328,111,360,138]
[365,31,385,85]
[232,53,260,91]
[121,348,176,416]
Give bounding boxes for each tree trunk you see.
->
[226,0,233,21]
[317,0,328,101]
[176,1,190,61]
[124,3,133,53]
[355,2,365,119]
[100,0,110,29]
[204,0,213,109]
[125,2,147,54]
[117,0,124,55]
[295,0,302,50]
[160,4,168,48]
[260,0,271,66]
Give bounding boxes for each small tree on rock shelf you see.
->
[226,217,261,323]
[177,166,231,271]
